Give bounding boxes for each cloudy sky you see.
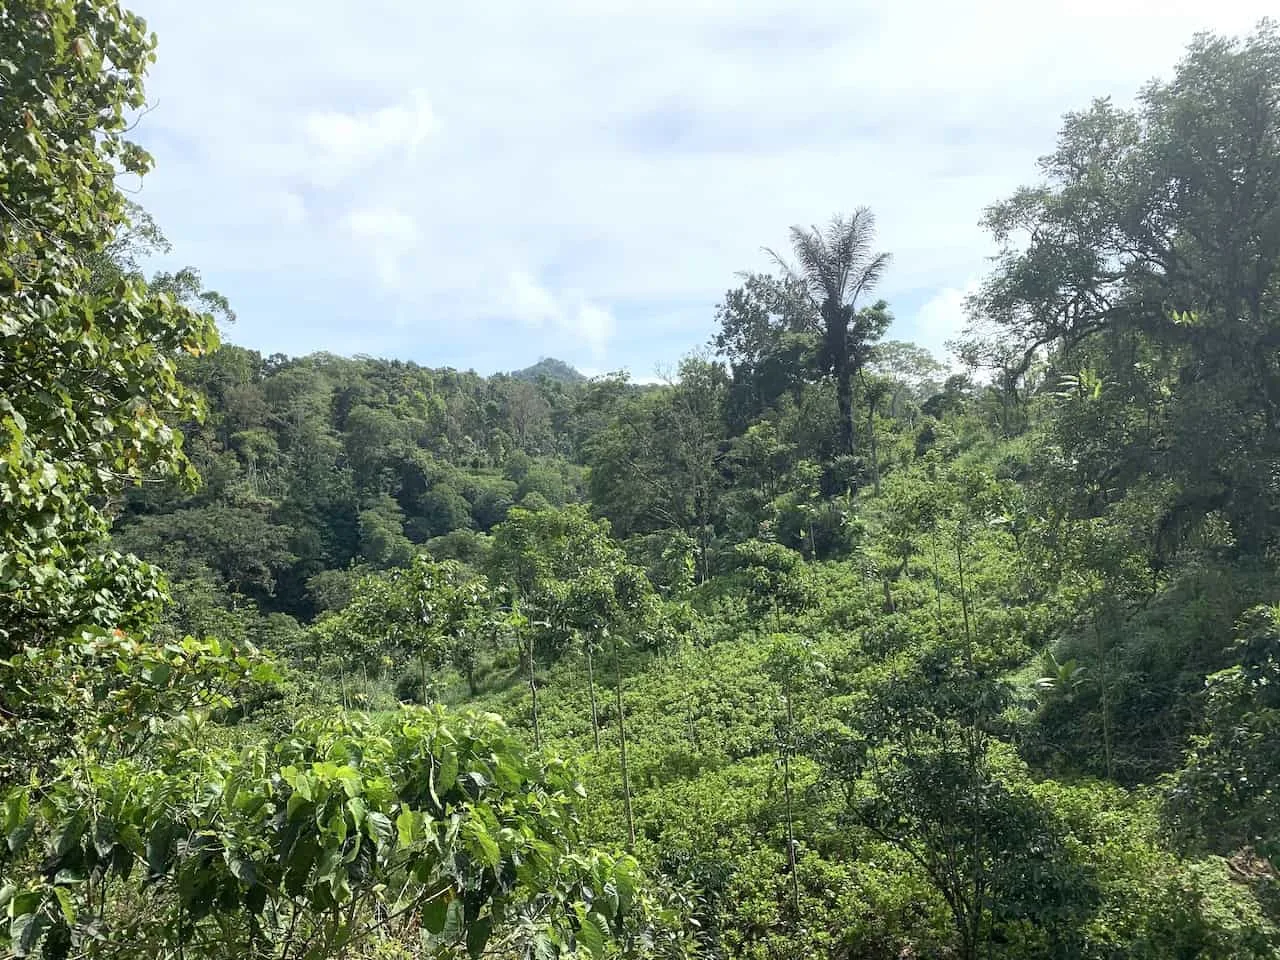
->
[127,0,1273,377]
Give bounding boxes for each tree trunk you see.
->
[956,535,985,960]
[1092,593,1114,780]
[825,303,857,456]
[881,577,895,614]
[836,357,855,456]
[932,538,946,629]
[782,683,801,921]
[586,638,601,752]
[527,631,541,750]
[613,634,636,849]
[695,526,712,585]
[867,400,881,496]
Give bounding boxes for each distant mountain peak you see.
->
[510,357,586,383]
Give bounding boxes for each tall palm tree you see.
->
[767,208,891,456]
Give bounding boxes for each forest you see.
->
[3,2,1280,958]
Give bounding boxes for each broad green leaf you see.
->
[533,932,559,960]
[421,891,451,935]
[286,790,309,821]
[51,888,75,925]
[395,807,415,849]
[466,914,493,959]
[577,913,606,959]
[365,812,393,846]
[228,857,256,886]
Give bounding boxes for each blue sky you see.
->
[127,0,1273,378]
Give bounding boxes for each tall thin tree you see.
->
[767,209,891,457]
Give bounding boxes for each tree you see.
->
[860,373,890,496]
[1,0,220,653]
[825,618,1099,959]
[584,358,729,581]
[1168,604,1280,872]
[712,272,820,425]
[489,506,657,848]
[608,563,660,851]
[315,556,483,704]
[965,22,1280,557]
[763,634,825,923]
[767,210,892,458]
[734,540,812,627]
[870,340,945,419]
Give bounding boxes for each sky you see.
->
[126,0,1275,379]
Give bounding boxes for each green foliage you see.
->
[582,360,729,581]
[1169,604,1280,873]
[8,7,1280,959]
[0,628,278,786]
[1,707,693,959]
[733,541,812,619]
[1,0,219,651]
[765,210,892,459]
[511,357,587,385]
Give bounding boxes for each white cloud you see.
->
[341,208,419,289]
[507,271,563,328]
[128,0,1278,370]
[504,272,616,360]
[303,90,436,186]
[573,302,616,355]
[910,278,983,368]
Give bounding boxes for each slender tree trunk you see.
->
[956,538,974,662]
[696,527,712,585]
[826,305,857,456]
[586,638,601,752]
[1092,592,1114,780]
[867,400,881,496]
[527,630,541,750]
[782,681,801,921]
[419,649,429,705]
[613,633,636,849]
[956,534,985,960]
[836,359,855,456]
[932,538,945,629]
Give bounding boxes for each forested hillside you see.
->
[4,3,1280,958]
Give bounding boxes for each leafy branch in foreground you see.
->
[2,707,696,959]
